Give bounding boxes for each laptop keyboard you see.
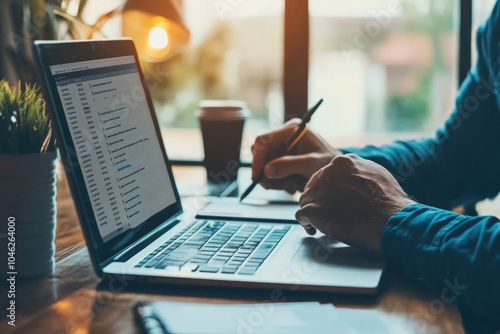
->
[134,220,290,275]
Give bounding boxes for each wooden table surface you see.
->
[0,166,465,334]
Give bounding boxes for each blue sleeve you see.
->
[382,204,500,332]
[343,2,500,210]
[343,3,500,331]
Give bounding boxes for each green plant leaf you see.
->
[0,80,53,154]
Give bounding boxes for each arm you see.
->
[252,5,500,208]
[383,204,500,332]
[292,4,500,332]
[295,154,500,332]
[343,3,500,209]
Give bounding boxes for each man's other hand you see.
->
[296,154,415,253]
[251,119,342,194]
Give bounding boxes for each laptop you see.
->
[34,39,384,294]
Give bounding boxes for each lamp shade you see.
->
[122,0,189,62]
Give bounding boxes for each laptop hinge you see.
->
[111,216,181,263]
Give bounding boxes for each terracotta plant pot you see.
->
[0,151,57,278]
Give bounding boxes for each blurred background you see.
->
[1,0,498,160]
[97,0,495,160]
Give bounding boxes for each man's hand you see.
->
[251,119,342,194]
[296,154,415,253]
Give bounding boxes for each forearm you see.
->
[382,204,500,332]
[342,89,500,209]
[342,140,456,209]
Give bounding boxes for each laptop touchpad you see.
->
[292,237,384,269]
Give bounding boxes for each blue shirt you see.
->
[344,2,500,332]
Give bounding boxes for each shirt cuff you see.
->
[380,203,465,285]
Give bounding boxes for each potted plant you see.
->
[0,79,57,278]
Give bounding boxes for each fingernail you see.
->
[295,210,302,222]
[265,165,275,178]
[296,211,309,225]
[302,215,311,226]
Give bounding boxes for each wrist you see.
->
[373,198,415,253]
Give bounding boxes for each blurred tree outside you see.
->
[385,0,455,131]
[142,0,283,130]
[145,22,234,128]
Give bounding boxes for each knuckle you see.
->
[306,173,320,187]
[255,134,265,142]
[286,118,301,126]
[334,154,353,163]
[344,153,359,160]
[332,154,356,168]
[255,132,273,146]
[319,163,333,176]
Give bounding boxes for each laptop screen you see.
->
[49,55,177,243]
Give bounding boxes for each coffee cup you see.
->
[196,100,250,185]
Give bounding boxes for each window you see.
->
[79,1,284,161]
[81,0,464,157]
[309,0,458,138]
[149,1,285,161]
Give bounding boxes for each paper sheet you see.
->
[196,197,300,222]
[148,300,391,334]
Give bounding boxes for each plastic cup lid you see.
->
[195,100,250,120]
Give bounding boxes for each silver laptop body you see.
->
[34,39,384,295]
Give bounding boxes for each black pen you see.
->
[239,98,324,202]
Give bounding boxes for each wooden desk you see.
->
[0,166,464,334]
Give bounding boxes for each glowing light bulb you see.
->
[148,27,169,49]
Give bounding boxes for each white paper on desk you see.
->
[150,300,391,334]
[196,197,300,223]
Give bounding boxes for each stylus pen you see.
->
[239,98,324,202]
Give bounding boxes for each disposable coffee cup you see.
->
[196,100,250,185]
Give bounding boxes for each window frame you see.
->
[459,0,472,86]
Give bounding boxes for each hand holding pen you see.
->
[242,99,341,201]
